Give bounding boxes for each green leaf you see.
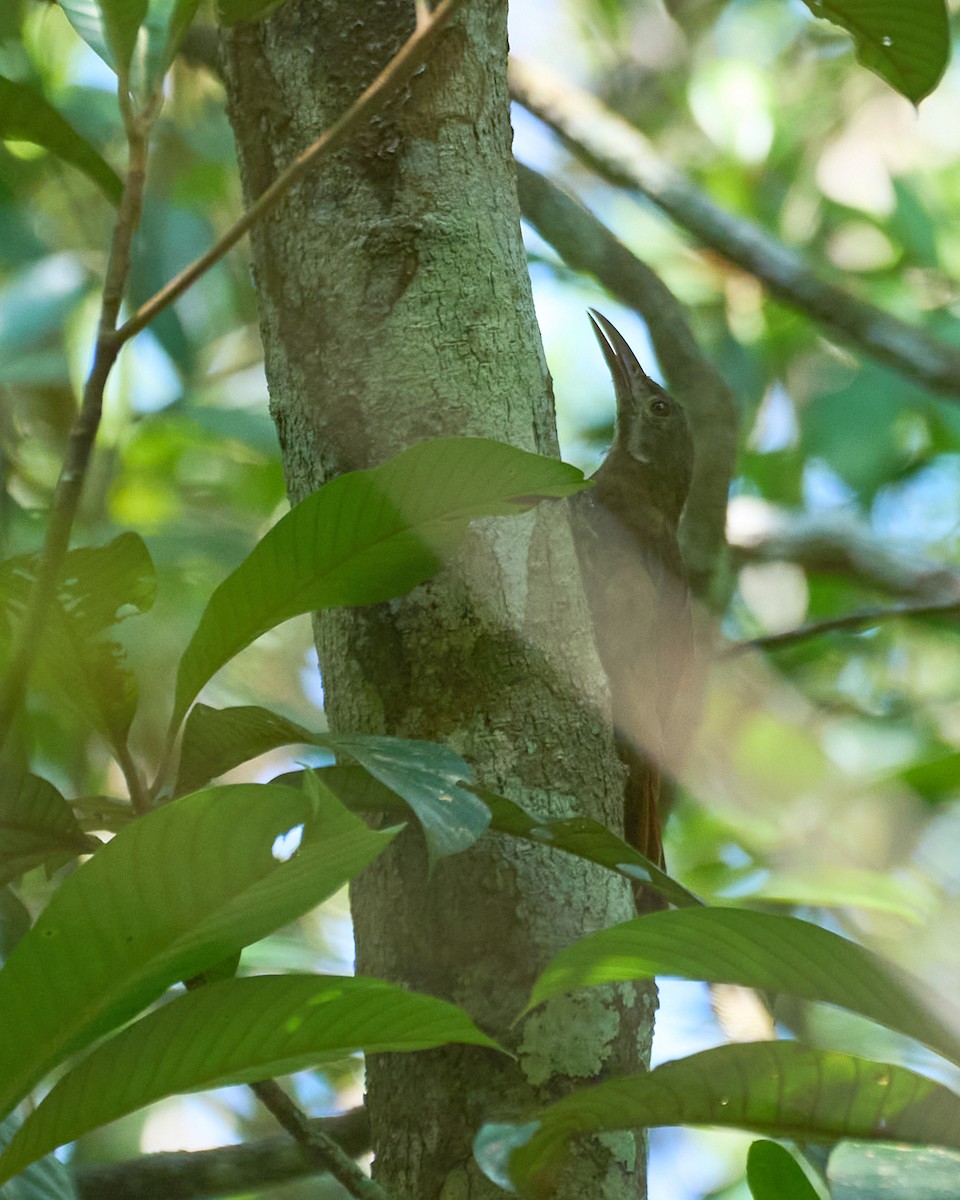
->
[477,788,702,910]
[0,974,501,1183]
[0,78,121,203]
[476,1043,960,1197]
[828,1142,960,1199]
[0,534,156,747]
[0,887,31,968]
[527,908,960,1066]
[178,706,488,860]
[58,0,200,95]
[172,438,588,725]
[801,0,948,103]
[0,780,398,1120]
[0,769,98,886]
[0,1114,76,1200]
[747,1140,821,1200]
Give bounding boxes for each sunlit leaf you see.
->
[0,769,98,886]
[172,438,588,725]
[0,78,121,203]
[801,0,948,103]
[178,706,488,861]
[747,1140,821,1200]
[0,779,398,1120]
[475,1043,960,1197]
[0,974,500,1183]
[527,908,960,1066]
[58,0,146,76]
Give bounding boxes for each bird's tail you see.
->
[621,746,667,913]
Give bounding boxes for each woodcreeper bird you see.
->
[571,310,694,889]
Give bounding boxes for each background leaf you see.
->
[0,974,500,1184]
[0,1115,76,1200]
[0,769,98,886]
[747,1140,821,1200]
[172,438,588,724]
[0,780,397,1120]
[527,908,960,1066]
[477,1043,960,1197]
[0,78,121,203]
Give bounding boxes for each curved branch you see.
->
[729,597,960,654]
[509,57,960,399]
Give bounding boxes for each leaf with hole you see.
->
[0,778,398,1120]
[178,706,487,860]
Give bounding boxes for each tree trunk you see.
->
[221,3,653,1195]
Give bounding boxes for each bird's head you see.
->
[588,309,694,519]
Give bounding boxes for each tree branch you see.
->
[509,57,960,399]
[0,90,160,770]
[117,0,466,346]
[515,161,738,598]
[248,1080,385,1200]
[74,1109,370,1200]
[729,597,960,654]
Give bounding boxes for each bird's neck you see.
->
[591,447,686,532]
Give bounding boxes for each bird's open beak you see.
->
[587,309,655,405]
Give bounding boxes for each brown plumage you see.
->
[571,310,694,897]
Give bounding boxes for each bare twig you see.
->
[515,161,738,598]
[729,597,960,654]
[249,1080,385,1200]
[730,506,960,601]
[509,57,960,399]
[74,1108,370,1200]
[0,91,161,767]
[117,0,466,346]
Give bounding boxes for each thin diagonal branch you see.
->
[509,57,960,399]
[74,1108,370,1200]
[729,597,960,655]
[117,0,466,346]
[0,92,160,767]
[249,1080,386,1200]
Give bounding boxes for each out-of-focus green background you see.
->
[4,1,960,1195]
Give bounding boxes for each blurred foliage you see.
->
[2,0,960,1196]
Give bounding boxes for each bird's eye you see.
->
[650,398,670,417]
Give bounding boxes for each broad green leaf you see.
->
[58,0,200,95]
[476,1043,960,1197]
[0,888,31,968]
[280,767,701,906]
[0,79,121,203]
[0,974,501,1183]
[0,780,398,1119]
[172,438,588,725]
[178,706,488,860]
[0,1115,76,1200]
[747,1140,821,1200]
[0,534,156,747]
[477,788,702,909]
[801,0,948,103]
[527,908,960,1066]
[59,0,146,77]
[0,769,98,886]
[828,1142,960,1199]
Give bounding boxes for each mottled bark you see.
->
[221,3,651,1196]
